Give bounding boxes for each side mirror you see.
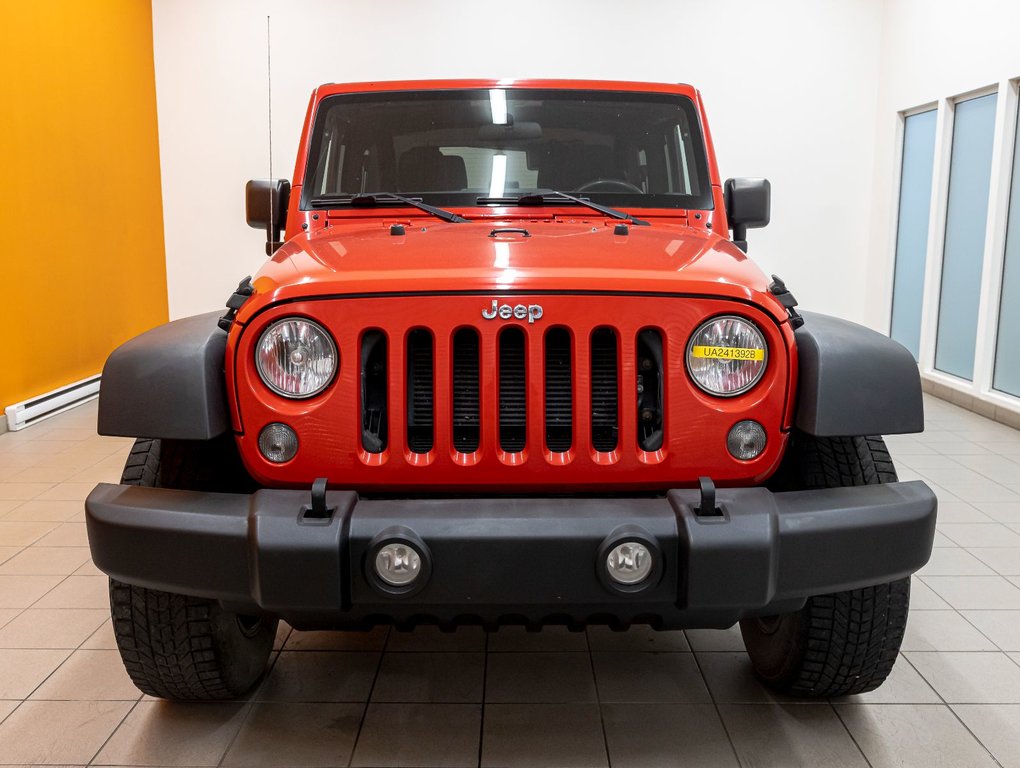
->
[246,178,291,255]
[724,177,770,253]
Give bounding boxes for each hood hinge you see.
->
[769,275,805,329]
[217,276,255,332]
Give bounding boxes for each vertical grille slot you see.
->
[452,328,480,453]
[406,330,434,453]
[361,330,388,453]
[590,328,619,452]
[544,328,573,452]
[637,329,664,451]
[499,327,527,452]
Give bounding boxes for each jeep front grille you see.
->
[355,323,663,458]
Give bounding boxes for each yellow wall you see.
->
[0,0,168,409]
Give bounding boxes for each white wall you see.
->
[152,0,884,320]
[864,0,1020,330]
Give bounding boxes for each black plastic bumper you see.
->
[85,481,936,630]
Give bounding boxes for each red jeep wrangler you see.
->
[86,79,936,701]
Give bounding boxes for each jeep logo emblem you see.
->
[481,300,544,324]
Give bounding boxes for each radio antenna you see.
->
[266,15,274,252]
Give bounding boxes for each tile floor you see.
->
[0,395,1019,766]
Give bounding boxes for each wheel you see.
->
[110,437,276,701]
[740,434,911,697]
[574,178,643,193]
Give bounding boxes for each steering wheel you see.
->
[575,178,643,194]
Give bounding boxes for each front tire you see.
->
[740,434,911,697]
[110,438,276,701]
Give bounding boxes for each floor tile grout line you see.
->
[944,702,1009,768]
[951,595,1019,654]
[12,591,115,705]
[344,641,386,768]
[214,697,261,767]
[476,634,489,768]
[0,606,25,630]
[898,651,955,710]
[213,641,293,767]
[827,700,875,768]
[903,649,1013,768]
[912,559,1019,654]
[688,643,744,768]
[84,697,142,768]
[586,636,612,768]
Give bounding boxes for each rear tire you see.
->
[740,434,911,697]
[110,437,275,701]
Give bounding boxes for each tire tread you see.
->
[743,433,911,697]
[110,438,272,701]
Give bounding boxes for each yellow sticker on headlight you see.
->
[690,345,765,361]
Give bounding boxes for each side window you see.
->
[934,93,997,381]
[993,99,1020,397]
[890,109,937,360]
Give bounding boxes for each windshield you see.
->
[301,88,713,211]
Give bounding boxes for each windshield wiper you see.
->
[309,193,468,223]
[477,190,649,226]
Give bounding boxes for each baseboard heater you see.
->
[4,374,101,432]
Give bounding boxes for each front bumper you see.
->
[85,481,936,630]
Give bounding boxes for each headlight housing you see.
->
[686,315,767,396]
[256,318,338,399]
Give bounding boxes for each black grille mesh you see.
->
[360,331,388,454]
[498,328,527,452]
[406,330,434,453]
[544,328,572,452]
[452,328,480,453]
[590,328,619,452]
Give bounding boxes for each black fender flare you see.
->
[793,311,924,437]
[97,312,230,440]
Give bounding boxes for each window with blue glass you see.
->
[993,102,1020,397]
[935,93,997,381]
[891,110,937,360]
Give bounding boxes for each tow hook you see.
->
[695,476,723,517]
[300,477,335,521]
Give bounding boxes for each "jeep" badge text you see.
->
[481,300,544,324]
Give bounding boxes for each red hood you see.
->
[237,219,787,324]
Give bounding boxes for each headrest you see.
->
[398,147,467,192]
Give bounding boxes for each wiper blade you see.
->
[309,193,468,223]
[478,190,649,226]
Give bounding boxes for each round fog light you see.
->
[375,542,423,587]
[606,541,653,585]
[258,423,298,463]
[727,420,766,460]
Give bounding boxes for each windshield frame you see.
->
[299,87,715,212]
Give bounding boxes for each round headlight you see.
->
[256,318,337,399]
[686,316,767,396]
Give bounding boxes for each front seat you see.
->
[398,147,467,192]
